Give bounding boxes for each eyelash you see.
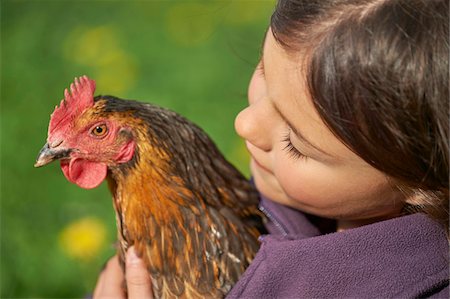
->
[256,61,265,76]
[282,131,307,161]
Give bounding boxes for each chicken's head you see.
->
[35,76,135,189]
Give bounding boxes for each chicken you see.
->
[35,76,266,298]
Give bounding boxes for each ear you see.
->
[115,129,136,163]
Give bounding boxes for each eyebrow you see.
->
[272,104,334,158]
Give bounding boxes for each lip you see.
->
[252,157,272,173]
[244,141,272,173]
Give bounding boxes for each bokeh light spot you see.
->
[165,3,217,47]
[225,0,276,25]
[63,25,137,94]
[64,26,119,67]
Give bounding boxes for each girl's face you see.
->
[235,29,405,229]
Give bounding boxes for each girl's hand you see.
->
[93,246,153,299]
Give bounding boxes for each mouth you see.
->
[244,141,273,173]
[251,157,272,173]
[34,142,72,167]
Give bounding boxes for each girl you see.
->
[94,0,449,297]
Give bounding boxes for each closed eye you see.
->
[282,131,307,161]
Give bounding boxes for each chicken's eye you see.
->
[91,124,108,137]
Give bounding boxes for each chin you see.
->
[252,167,291,207]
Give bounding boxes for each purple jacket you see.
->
[227,195,449,298]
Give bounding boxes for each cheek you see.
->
[274,156,399,218]
[274,158,324,205]
[273,156,351,210]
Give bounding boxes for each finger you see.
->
[94,255,125,299]
[92,271,104,299]
[92,259,110,298]
[126,246,153,299]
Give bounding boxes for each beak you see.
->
[34,142,71,168]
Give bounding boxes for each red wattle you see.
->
[60,158,107,189]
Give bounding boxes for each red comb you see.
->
[49,76,96,134]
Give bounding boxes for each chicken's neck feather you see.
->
[106,131,198,247]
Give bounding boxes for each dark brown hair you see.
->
[271,0,449,231]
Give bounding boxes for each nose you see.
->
[235,101,273,152]
[235,64,274,152]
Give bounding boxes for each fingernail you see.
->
[127,246,140,265]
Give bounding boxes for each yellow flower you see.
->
[59,217,107,261]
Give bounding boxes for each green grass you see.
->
[1,1,274,297]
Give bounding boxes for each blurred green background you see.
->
[0,1,274,297]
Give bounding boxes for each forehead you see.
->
[263,28,363,163]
